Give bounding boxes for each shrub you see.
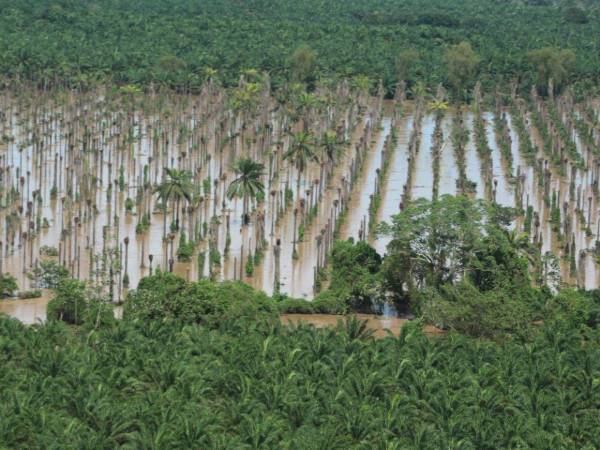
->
[47,279,88,325]
[39,245,59,257]
[419,280,535,339]
[47,279,113,327]
[312,291,348,314]
[0,274,18,298]
[176,232,194,262]
[18,289,42,299]
[28,260,69,288]
[278,298,315,314]
[319,239,383,313]
[124,271,276,327]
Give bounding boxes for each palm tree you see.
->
[154,168,193,237]
[227,157,265,225]
[320,130,345,175]
[285,131,318,193]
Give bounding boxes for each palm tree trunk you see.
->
[176,196,181,230]
[163,203,167,240]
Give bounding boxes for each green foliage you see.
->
[379,195,486,293]
[290,44,317,86]
[47,279,113,327]
[314,239,383,313]
[0,0,597,96]
[563,5,588,24]
[285,187,294,205]
[0,274,18,298]
[468,226,532,293]
[1,299,600,448]
[395,48,420,83]
[227,157,265,204]
[118,165,125,191]
[443,41,480,99]
[154,168,193,229]
[245,251,254,276]
[420,280,537,339]
[17,289,42,299]
[124,271,276,327]
[285,132,319,173]
[27,260,69,289]
[125,197,134,213]
[39,245,58,257]
[527,47,576,94]
[176,232,194,262]
[278,298,316,314]
[135,213,151,234]
[46,279,87,325]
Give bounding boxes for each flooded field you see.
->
[2,84,600,311]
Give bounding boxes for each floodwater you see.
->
[373,114,412,255]
[2,90,600,303]
[0,293,51,325]
[0,89,383,300]
[341,117,392,240]
[411,113,435,200]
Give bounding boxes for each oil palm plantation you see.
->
[227,157,265,225]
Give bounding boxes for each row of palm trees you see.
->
[154,129,346,229]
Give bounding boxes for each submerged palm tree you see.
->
[285,131,318,192]
[227,157,265,224]
[155,168,193,237]
[320,130,345,173]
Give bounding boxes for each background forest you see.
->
[0,0,599,94]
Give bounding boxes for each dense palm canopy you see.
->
[1,0,598,95]
[1,296,600,448]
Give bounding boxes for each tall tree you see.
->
[285,131,319,193]
[290,44,317,87]
[395,48,420,84]
[320,130,345,176]
[155,168,193,236]
[227,157,265,224]
[527,47,576,95]
[443,42,480,100]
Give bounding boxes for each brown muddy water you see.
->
[2,91,600,305]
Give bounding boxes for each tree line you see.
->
[0,0,598,96]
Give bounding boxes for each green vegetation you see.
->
[3,193,600,446]
[227,157,266,224]
[0,273,18,298]
[124,271,276,327]
[27,260,70,289]
[47,278,114,327]
[2,1,600,446]
[1,0,599,96]
[2,282,600,447]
